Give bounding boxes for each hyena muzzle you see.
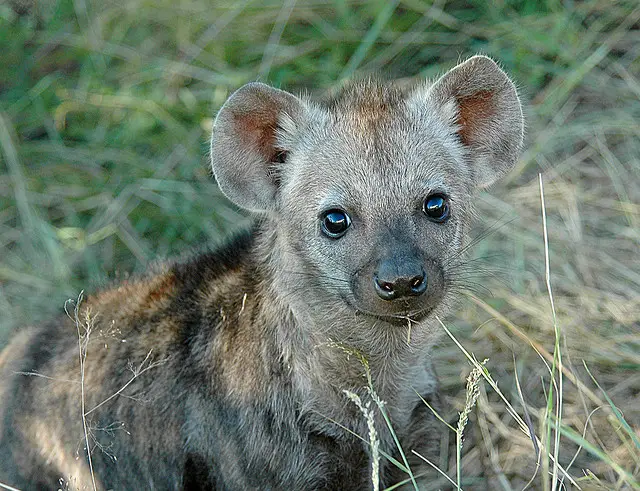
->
[0,55,523,490]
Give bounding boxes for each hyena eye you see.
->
[423,194,450,223]
[320,209,352,238]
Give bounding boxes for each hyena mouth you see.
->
[352,303,435,326]
[380,308,433,325]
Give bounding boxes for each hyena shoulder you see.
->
[0,229,265,489]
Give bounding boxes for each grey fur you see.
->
[0,55,523,490]
[211,82,307,213]
[418,55,524,188]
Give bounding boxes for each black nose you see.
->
[374,269,427,301]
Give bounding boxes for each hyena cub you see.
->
[0,55,523,489]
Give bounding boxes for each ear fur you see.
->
[425,55,524,188]
[210,82,306,212]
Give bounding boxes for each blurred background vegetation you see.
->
[1,0,639,488]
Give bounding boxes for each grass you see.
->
[1,0,639,488]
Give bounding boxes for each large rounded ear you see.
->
[210,82,306,212]
[426,55,524,188]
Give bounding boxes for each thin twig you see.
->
[65,292,98,491]
[84,350,163,416]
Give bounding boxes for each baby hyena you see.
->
[0,55,523,490]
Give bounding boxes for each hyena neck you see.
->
[252,221,438,406]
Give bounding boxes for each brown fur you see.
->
[457,89,496,145]
[0,55,523,490]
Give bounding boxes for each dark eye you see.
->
[320,209,351,238]
[423,194,450,223]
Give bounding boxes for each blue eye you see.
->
[423,194,450,223]
[320,209,351,238]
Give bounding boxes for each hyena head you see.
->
[211,56,523,339]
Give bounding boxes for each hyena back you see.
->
[0,55,523,490]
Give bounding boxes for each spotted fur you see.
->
[0,55,523,490]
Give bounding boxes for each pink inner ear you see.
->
[232,111,280,162]
[456,89,495,146]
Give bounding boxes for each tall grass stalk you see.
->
[455,360,486,489]
[538,174,563,491]
[344,390,381,491]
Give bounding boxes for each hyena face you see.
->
[275,87,473,323]
[211,55,523,328]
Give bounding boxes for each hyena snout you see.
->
[373,256,427,301]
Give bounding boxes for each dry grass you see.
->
[0,0,638,489]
